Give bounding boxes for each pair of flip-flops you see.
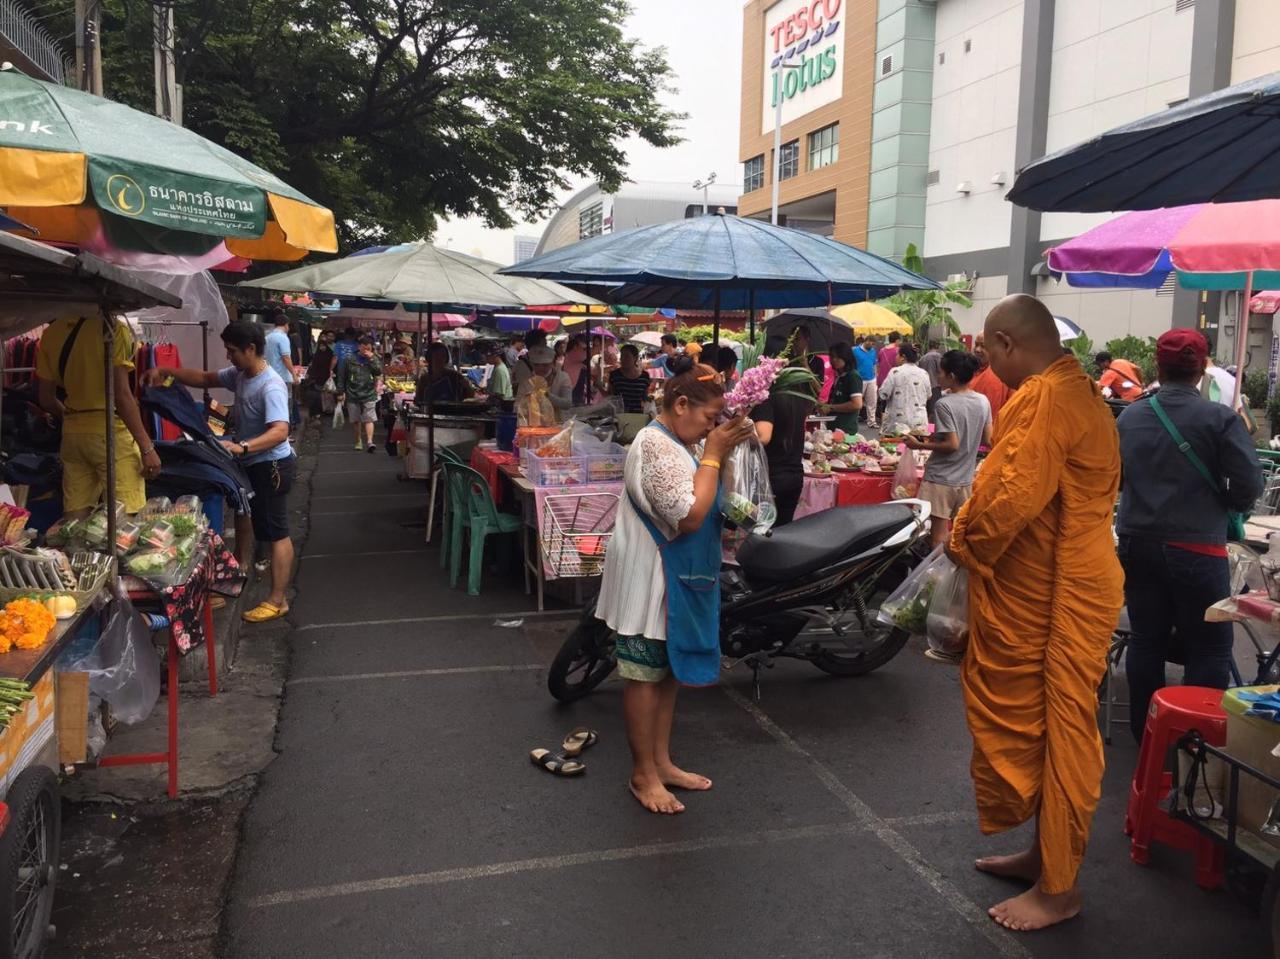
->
[529,726,598,777]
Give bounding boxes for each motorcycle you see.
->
[548,499,932,702]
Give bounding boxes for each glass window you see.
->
[809,123,839,171]
[743,155,765,193]
[578,202,603,240]
[779,140,800,181]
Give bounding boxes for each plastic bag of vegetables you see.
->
[925,560,969,658]
[720,437,777,535]
[876,545,955,638]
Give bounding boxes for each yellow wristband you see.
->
[699,458,721,471]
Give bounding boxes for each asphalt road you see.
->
[220,428,1272,958]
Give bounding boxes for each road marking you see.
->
[246,822,860,908]
[884,810,974,828]
[299,548,426,561]
[289,664,543,685]
[720,685,1031,959]
[293,610,577,632]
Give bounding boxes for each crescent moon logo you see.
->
[104,174,145,216]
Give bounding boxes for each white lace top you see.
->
[596,426,698,641]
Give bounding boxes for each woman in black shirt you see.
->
[607,344,652,413]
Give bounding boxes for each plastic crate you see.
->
[526,455,586,487]
[584,444,627,483]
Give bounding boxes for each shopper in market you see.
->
[947,294,1122,932]
[647,333,679,378]
[511,329,548,395]
[903,350,991,549]
[143,320,295,624]
[878,343,932,432]
[606,343,652,413]
[1095,351,1145,401]
[516,346,571,417]
[299,330,336,428]
[818,342,864,434]
[1116,329,1263,743]
[919,340,943,421]
[854,335,879,427]
[751,339,818,527]
[337,335,383,453]
[970,332,1013,424]
[562,333,591,405]
[595,354,754,814]
[36,313,162,516]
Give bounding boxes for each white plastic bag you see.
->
[892,443,919,499]
[332,402,346,429]
[877,545,948,636]
[66,586,161,725]
[721,437,777,534]
[926,560,969,657]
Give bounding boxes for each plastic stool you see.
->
[1124,685,1227,889]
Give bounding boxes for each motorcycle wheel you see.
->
[810,626,910,676]
[548,608,617,702]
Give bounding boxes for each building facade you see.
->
[533,180,741,257]
[739,0,1280,349]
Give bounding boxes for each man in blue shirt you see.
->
[263,308,298,429]
[145,320,296,624]
[853,335,879,428]
[647,333,679,378]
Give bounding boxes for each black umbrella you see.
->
[760,308,854,354]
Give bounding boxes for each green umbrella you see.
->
[0,67,336,260]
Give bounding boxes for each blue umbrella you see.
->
[500,212,938,340]
[1008,71,1280,212]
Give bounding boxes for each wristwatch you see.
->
[239,441,250,457]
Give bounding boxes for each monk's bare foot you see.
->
[629,776,685,814]
[658,762,712,791]
[975,848,1040,883]
[988,885,1082,932]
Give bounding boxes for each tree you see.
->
[877,244,973,346]
[37,0,683,253]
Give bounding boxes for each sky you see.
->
[438,0,745,263]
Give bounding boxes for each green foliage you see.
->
[36,0,682,254]
[677,325,749,344]
[1103,336,1158,383]
[1068,333,1096,367]
[1267,392,1280,436]
[877,244,972,346]
[1243,370,1271,410]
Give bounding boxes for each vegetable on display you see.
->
[0,678,33,731]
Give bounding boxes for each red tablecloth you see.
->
[471,446,519,504]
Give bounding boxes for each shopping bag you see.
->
[877,545,949,636]
[926,559,969,656]
[332,403,346,430]
[66,585,160,725]
[891,443,919,499]
[721,437,777,534]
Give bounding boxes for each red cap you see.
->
[1156,328,1208,372]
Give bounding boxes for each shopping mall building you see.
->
[739,0,1280,346]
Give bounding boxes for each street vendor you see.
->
[818,342,864,433]
[483,342,513,401]
[948,294,1121,932]
[415,342,475,406]
[36,313,162,516]
[144,320,295,624]
[386,338,417,377]
[594,354,753,813]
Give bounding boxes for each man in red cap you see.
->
[1116,328,1262,742]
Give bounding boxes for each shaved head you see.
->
[982,294,1066,389]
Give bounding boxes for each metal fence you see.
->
[0,0,71,85]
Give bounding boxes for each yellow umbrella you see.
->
[830,302,911,336]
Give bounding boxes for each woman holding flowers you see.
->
[596,355,754,815]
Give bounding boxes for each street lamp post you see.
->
[692,172,717,215]
[771,62,802,226]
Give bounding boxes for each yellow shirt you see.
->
[36,315,135,435]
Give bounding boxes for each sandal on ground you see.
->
[242,601,289,623]
[530,748,585,776]
[561,727,599,758]
[923,648,963,665]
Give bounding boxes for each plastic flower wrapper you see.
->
[721,437,777,534]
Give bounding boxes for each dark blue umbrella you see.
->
[500,212,938,340]
[1008,71,1280,212]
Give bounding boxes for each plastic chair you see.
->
[459,465,522,596]
[439,458,471,578]
[1124,685,1228,889]
[427,446,467,545]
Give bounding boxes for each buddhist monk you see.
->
[948,294,1122,931]
[970,332,1013,423]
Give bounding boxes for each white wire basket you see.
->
[539,492,619,578]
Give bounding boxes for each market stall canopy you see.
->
[0,68,336,262]
[830,302,910,336]
[323,303,468,333]
[761,308,853,353]
[1045,201,1280,290]
[240,242,597,309]
[1008,71,1280,212]
[0,231,181,335]
[1249,291,1280,315]
[500,213,939,310]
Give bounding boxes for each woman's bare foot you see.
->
[989,885,1082,932]
[629,777,685,814]
[975,848,1040,883]
[658,762,712,791]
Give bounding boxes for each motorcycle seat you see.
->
[737,503,917,585]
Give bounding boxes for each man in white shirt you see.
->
[1202,359,1238,409]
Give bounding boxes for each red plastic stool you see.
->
[1124,685,1227,889]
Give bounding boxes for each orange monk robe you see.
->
[970,365,1013,424]
[949,355,1123,895]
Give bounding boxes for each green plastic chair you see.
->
[439,458,470,575]
[430,447,468,549]
[459,465,522,596]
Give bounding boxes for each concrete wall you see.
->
[1231,0,1280,83]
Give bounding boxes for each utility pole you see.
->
[74,0,103,94]
[153,1,181,124]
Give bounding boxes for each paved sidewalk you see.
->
[220,428,1271,958]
